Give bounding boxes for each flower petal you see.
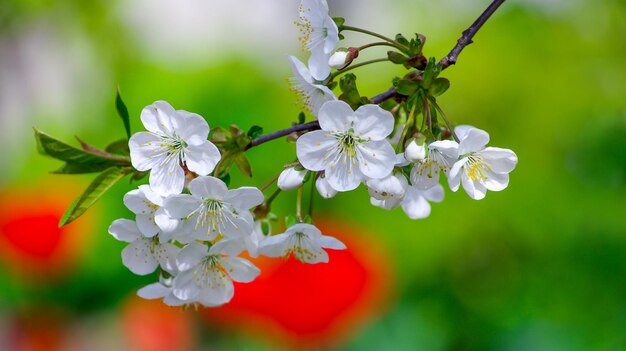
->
[461,172,487,200]
[163,194,201,219]
[140,101,176,135]
[188,176,228,199]
[296,130,336,171]
[109,219,142,243]
[308,46,331,81]
[315,176,337,198]
[423,184,445,202]
[149,158,185,196]
[447,158,467,192]
[483,171,509,191]
[325,157,364,191]
[224,187,264,210]
[172,270,200,301]
[401,188,432,219]
[357,140,396,179]
[458,128,490,155]
[121,239,159,275]
[171,110,209,144]
[137,283,170,299]
[482,147,518,173]
[176,242,208,271]
[196,276,234,307]
[136,214,159,237]
[184,142,220,176]
[317,100,355,132]
[129,132,162,171]
[318,235,346,250]
[221,257,260,283]
[354,104,394,140]
[258,233,290,257]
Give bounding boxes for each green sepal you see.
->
[261,221,271,235]
[115,88,131,139]
[429,78,450,97]
[234,152,253,177]
[302,215,313,224]
[393,79,419,96]
[339,73,363,109]
[387,51,408,65]
[395,33,410,47]
[59,166,133,227]
[285,214,298,228]
[298,112,306,125]
[333,17,345,28]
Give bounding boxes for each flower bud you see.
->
[404,137,427,162]
[315,176,337,199]
[277,167,307,191]
[328,47,359,70]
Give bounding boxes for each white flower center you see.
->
[324,129,367,174]
[189,199,240,237]
[416,149,449,179]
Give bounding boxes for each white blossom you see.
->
[288,56,336,115]
[298,0,339,80]
[410,140,459,190]
[129,101,221,196]
[369,174,445,220]
[123,185,179,242]
[172,242,260,307]
[296,100,396,192]
[137,274,189,307]
[163,176,263,241]
[277,167,307,191]
[108,219,179,275]
[448,126,518,200]
[258,223,345,264]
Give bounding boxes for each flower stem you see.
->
[328,58,389,82]
[356,41,400,51]
[342,25,408,52]
[260,171,282,192]
[296,187,304,222]
[428,96,459,142]
[265,188,282,207]
[423,97,432,133]
[307,174,316,218]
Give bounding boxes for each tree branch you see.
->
[438,0,506,69]
[245,0,505,150]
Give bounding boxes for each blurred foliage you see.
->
[1,0,625,350]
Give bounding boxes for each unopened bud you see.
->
[328,47,359,70]
[404,137,427,162]
[277,167,307,191]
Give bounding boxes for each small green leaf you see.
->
[339,73,362,109]
[247,125,264,139]
[285,215,297,228]
[116,88,131,139]
[234,153,253,177]
[298,112,306,125]
[429,78,450,97]
[302,215,312,224]
[394,79,419,96]
[261,221,270,235]
[105,139,130,155]
[395,33,409,47]
[387,51,408,64]
[59,167,132,226]
[333,17,345,28]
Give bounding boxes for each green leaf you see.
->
[333,17,345,28]
[429,78,450,97]
[339,73,362,109]
[394,79,419,96]
[115,88,131,139]
[247,125,264,139]
[261,221,270,235]
[234,152,253,177]
[387,51,408,65]
[35,129,125,173]
[395,33,409,47]
[285,215,297,228]
[298,112,306,125]
[59,167,132,226]
[105,139,130,155]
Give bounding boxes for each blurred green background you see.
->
[1,0,625,350]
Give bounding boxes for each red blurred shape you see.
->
[122,296,196,351]
[0,179,92,280]
[204,219,393,349]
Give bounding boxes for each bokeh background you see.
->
[1,0,625,350]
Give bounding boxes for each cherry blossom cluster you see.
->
[35,0,518,309]
[109,101,345,307]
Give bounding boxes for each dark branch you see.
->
[438,0,506,69]
[245,0,505,150]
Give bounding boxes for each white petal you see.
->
[325,158,363,192]
[136,214,159,237]
[289,223,322,238]
[318,235,346,250]
[454,125,478,141]
[156,243,180,274]
[128,132,162,171]
[210,238,246,256]
[296,130,336,171]
[154,208,180,237]
[224,187,264,210]
[458,128,490,155]
[366,173,408,200]
[461,172,487,200]
[277,167,307,191]
[401,188,432,219]
[309,84,337,115]
[123,189,151,214]
[258,233,290,257]
[140,101,176,135]
[176,242,208,271]
[172,270,200,301]
[296,238,328,264]
[149,158,185,196]
[163,194,201,219]
[171,110,209,144]
[221,257,260,283]
[184,142,220,176]
[317,100,355,132]
[163,294,189,306]
[447,158,467,192]
[423,184,445,202]
[483,172,509,191]
[196,276,234,307]
[354,104,395,140]
[308,46,331,81]
[315,176,337,198]
[109,219,142,243]
[188,176,228,199]
[139,184,164,206]
[482,147,518,173]
[137,283,170,299]
[429,140,460,165]
[121,240,159,275]
[357,140,396,179]
[287,55,313,84]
